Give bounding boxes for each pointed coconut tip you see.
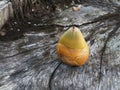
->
[59,26,87,49]
[69,26,80,32]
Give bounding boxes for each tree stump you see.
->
[0,1,120,90]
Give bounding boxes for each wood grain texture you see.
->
[0,1,120,90]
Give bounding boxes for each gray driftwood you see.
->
[0,1,120,90]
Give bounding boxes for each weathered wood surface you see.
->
[0,0,13,30]
[0,1,120,90]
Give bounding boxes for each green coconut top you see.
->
[59,26,87,49]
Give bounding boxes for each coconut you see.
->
[59,26,87,49]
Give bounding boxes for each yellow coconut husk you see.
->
[59,26,87,49]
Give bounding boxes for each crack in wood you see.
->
[0,41,56,60]
[35,11,120,28]
[99,21,120,82]
[49,61,62,90]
